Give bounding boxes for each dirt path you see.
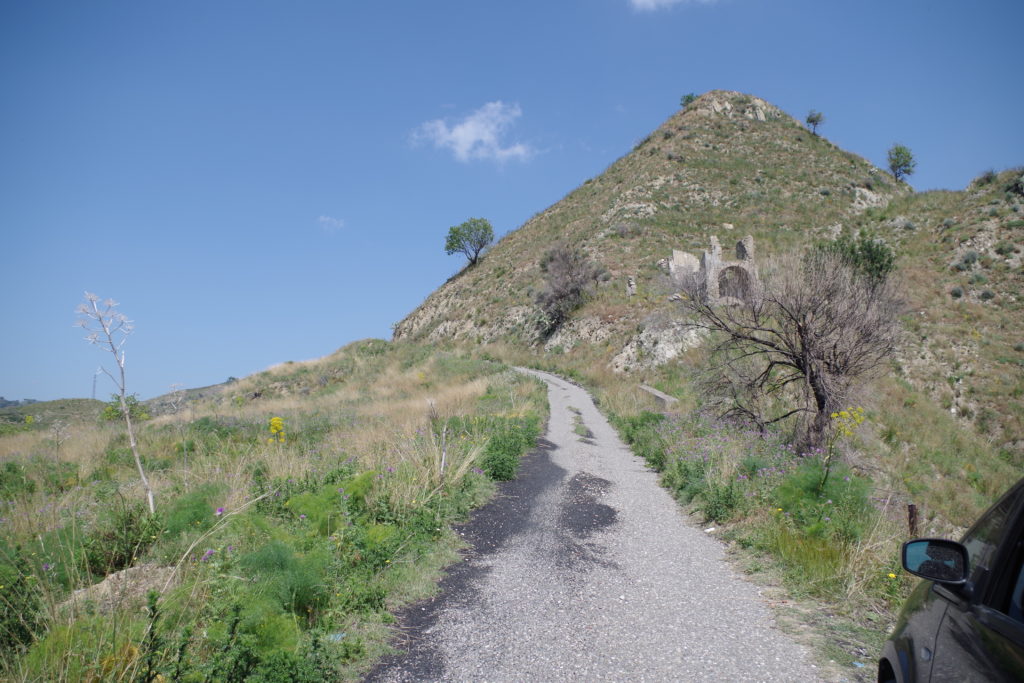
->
[368,368,825,681]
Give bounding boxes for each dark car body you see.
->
[879,478,1024,682]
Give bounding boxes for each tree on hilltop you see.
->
[887,144,916,182]
[445,217,494,267]
[680,93,698,108]
[805,110,825,135]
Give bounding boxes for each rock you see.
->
[60,563,178,615]
[612,322,705,372]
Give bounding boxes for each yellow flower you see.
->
[830,412,839,419]
[888,573,897,579]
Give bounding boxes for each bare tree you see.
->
[76,292,155,513]
[535,244,607,336]
[679,250,901,450]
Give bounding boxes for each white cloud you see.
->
[414,101,533,163]
[317,215,345,234]
[630,0,717,10]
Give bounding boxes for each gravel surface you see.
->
[368,368,826,682]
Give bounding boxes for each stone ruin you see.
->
[669,235,760,305]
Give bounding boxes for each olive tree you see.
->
[445,217,494,266]
[805,110,824,135]
[887,143,916,182]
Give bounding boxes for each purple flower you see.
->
[201,549,216,562]
[41,563,53,572]
[299,514,307,520]
[215,507,225,516]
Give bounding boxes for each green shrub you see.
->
[611,412,667,469]
[0,462,35,498]
[480,417,539,481]
[83,499,162,574]
[773,461,871,542]
[239,542,330,619]
[100,393,150,422]
[994,241,1016,257]
[0,546,43,657]
[700,480,745,522]
[951,286,964,299]
[22,614,145,681]
[981,289,996,301]
[163,483,227,537]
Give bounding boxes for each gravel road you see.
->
[368,368,825,682]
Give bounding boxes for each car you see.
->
[878,477,1024,682]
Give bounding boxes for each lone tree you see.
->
[678,248,901,451]
[76,293,155,513]
[805,110,825,135]
[680,93,698,108]
[887,143,916,182]
[445,217,494,266]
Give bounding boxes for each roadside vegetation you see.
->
[0,341,545,680]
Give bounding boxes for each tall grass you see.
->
[0,342,547,680]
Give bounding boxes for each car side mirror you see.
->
[902,538,969,585]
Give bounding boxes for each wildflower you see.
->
[215,507,225,516]
[299,514,307,520]
[41,563,52,572]
[201,549,215,562]
[888,573,897,579]
[270,417,286,444]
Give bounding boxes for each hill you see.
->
[394,90,909,363]
[394,89,1022,475]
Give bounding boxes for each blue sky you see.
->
[2,0,1022,402]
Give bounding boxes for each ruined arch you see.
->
[718,265,753,302]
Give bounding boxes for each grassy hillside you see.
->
[395,90,908,356]
[0,341,547,680]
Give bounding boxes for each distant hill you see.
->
[0,398,104,426]
[0,397,38,409]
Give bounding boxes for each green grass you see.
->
[0,342,547,680]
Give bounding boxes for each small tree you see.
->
[818,231,895,287]
[445,217,494,266]
[535,244,607,335]
[76,293,155,513]
[805,110,824,135]
[887,143,916,182]
[101,393,151,422]
[680,93,698,108]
